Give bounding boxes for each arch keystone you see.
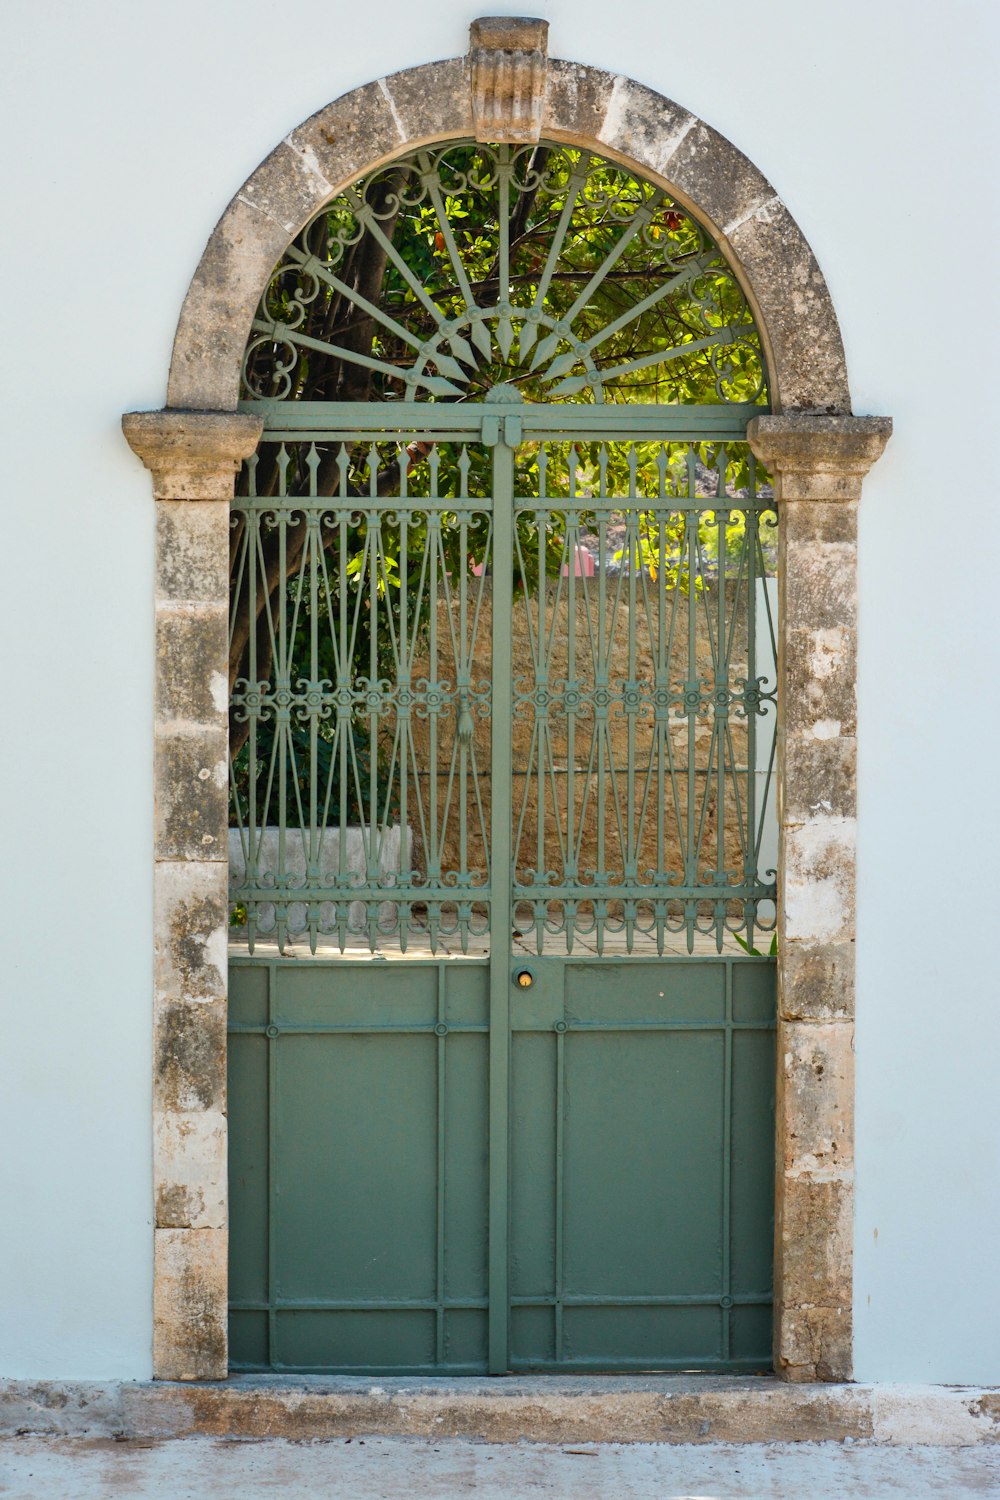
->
[470,16,549,143]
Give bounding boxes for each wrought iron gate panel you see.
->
[229,432,496,954]
[509,437,776,955]
[228,401,776,1375]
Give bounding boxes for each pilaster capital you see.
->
[747,414,892,501]
[122,409,263,500]
[470,16,549,144]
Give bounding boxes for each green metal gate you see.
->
[227,396,777,1374]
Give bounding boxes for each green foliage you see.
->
[733,931,778,958]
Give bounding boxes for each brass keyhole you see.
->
[515,969,534,989]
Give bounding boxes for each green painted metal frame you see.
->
[228,395,777,1375]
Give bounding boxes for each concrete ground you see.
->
[1,1436,999,1499]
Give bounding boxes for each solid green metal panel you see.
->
[227,396,777,1374]
[229,957,490,1373]
[507,957,773,1373]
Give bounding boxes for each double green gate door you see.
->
[228,399,777,1375]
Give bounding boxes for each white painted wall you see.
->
[2,0,997,1382]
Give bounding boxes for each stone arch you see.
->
[167,58,849,417]
[125,20,890,1386]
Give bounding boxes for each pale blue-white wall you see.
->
[1,0,997,1382]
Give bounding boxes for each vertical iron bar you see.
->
[337,452,350,930]
[595,450,607,953]
[428,450,441,948]
[398,452,410,918]
[276,450,288,952]
[685,452,698,949]
[488,433,515,1375]
[308,449,320,953]
[458,458,470,902]
[565,456,578,954]
[246,467,259,951]
[367,450,380,925]
[656,456,668,953]
[626,454,638,909]
[716,494,727,949]
[745,464,759,946]
[536,501,546,903]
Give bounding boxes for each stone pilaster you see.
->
[123,410,262,1379]
[748,414,891,1381]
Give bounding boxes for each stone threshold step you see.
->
[2,1376,999,1446]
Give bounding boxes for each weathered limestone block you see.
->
[166,200,290,413]
[659,118,777,237]
[154,995,227,1114]
[782,733,857,823]
[234,139,333,239]
[154,860,228,1004]
[732,226,852,417]
[781,535,857,634]
[470,17,549,144]
[288,80,405,198]
[778,1302,854,1385]
[154,725,228,861]
[775,1175,853,1381]
[156,502,230,605]
[784,625,858,737]
[782,819,856,946]
[382,59,473,145]
[155,605,228,726]
[779,499,859,545]
[748,416,893,496]
[780,1020,854,1174]
[779,941,855,1022]
[542,59,616,145]
[154,1228,228,1381]
[596,74,693,179]
[154,1111,227,1229]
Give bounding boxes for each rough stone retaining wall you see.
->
[408,580,763,895]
